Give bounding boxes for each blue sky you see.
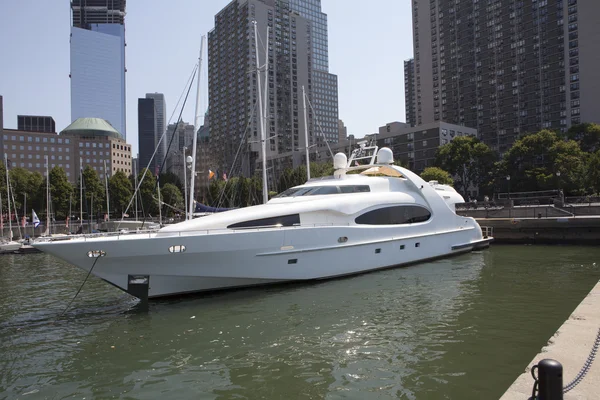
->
[0,0,413,155]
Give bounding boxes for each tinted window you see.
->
[275,185,370,198]
[355,206,431,225]
[228,214,300,229]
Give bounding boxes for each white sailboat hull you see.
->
[34,223,489,298]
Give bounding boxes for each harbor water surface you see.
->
[1,246,599,399]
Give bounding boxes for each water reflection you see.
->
[0,247,598,399]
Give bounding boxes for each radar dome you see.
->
[333,152,348,169]
[377,147,394,164]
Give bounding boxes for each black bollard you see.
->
[538,359,563,400]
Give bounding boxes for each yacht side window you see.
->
[355,206,431,225]
[227,214,300,229]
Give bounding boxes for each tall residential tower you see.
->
[208,0,314,177]
[409,0,600,154]
[70,0,127,137]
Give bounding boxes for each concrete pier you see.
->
[500,280,600,400]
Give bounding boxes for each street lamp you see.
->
[506,175,511,199]
[182,147,188,221]
[556,171,563,205]
[186,153,193,220]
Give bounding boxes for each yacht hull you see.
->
[34,225,490,299]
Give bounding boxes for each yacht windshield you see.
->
[274,185,370,198]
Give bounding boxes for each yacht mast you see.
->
[4,155,12,241]
[302,85,310,180]
[189,35,205,221]
[254,21,269,204]
[46,155,50,235]
[79,158,83,228]
[104,160,110,221]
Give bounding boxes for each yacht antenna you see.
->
[189,35,205,220]
[254,21,269,204]
[302,85,310,180]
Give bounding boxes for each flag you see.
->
[65,216,69,229]
[223,172,228,181]
[155,165,160,177]
[354,160,361,166]
[208,170,215,180]
[21,216,26,228]
[32,210,40,228]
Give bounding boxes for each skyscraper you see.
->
[145,93,167,172]
[408,0,600,154]
[404,58,416,127]
[208,0,313,177]
[70,0,126,137]
[288,0,339,145]
[137,97,156,173]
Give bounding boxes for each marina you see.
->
[1,246,599,398]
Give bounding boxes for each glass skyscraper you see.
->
[288,0,339,144]
[70,0,127,138]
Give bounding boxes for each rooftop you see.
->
[60,118,123,139]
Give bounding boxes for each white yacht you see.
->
[34,146,492,299]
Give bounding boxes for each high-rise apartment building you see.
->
[164,121,195,182]
[409,0,600,154]
[404,58,416,127]
[288,0,339,145]
[208,0,313,177]
[70,0,126,137]
[137,98,157,173]
[145,93,167,171]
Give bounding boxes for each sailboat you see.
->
[0,156,22,253]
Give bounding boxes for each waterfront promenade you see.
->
[501,280,600,399]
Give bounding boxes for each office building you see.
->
[2,117,132,183]
[145,93,167,171]
[164,121,195,182]
[338,119,347,142]
[137,97,157,173]
[404,58,416,127]
[288,0,339,145]
[17,115,56,133]
[409,0,600,154]
[374,121,477,172]
[70,0,127,137]
[208,0,313,179]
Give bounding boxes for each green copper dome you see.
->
[60,118,123,139]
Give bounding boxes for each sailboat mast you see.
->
[5,155,12,241]
[46,155,50,235]
[157,180,162,226]
[104,159,110,221]
[302,85,310,180]
[134,162,139,221]
[79,158,83,227]
[189,35,205,221]
[254,21,268,204]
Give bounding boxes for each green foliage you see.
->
[586,150,600,194]
[109,170,133,217]
[566,123,600,153]
[276,162,334,193]
[160,183,183,217]
[8,167,45,213]
[158,171,183,192]
[420,167,454,186]
[500,130,585,194]
[49,167,73,218]
[137,169,158,216]
[81,165,105,217]
[435,136,496,196]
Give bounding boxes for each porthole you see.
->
[375,248,381,254]
[169,245,186,253]
[338,236,348,243]
[87,250,106,258]
[400,244,405,250]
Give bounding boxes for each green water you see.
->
[0,246,599,399]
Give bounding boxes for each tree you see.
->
[49,167,73,219]
[566,123,600,153]
[81,165,105,218]
[109,170,133,217]
[500,129,586,194]
[587,150,600,194]
[435,136,496,196]
[420,167,454,186]
[158,171,183,192]
[160,183,184,217]
[136,168,158,216]
[8,167,44,213]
